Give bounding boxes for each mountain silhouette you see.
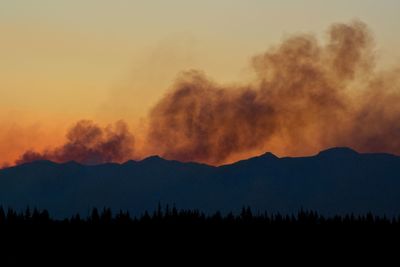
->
[1,147,400,218]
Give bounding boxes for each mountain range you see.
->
[1,147,400,218]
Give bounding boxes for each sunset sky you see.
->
[1,0,400,166]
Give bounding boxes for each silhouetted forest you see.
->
[3,205,398,266]
[0,205,399,225]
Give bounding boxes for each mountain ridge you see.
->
[5,147,398,170]
[1,147,400,218]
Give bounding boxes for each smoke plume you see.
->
[14,20,400,166]
[16,120,135,165]
[147,21,400,164]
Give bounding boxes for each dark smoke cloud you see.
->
[15,20,400,166]
[16,120,135,165]
[147,20,400,164]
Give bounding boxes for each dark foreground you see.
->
[1,206,399,265]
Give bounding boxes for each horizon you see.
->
[3,146,398,169]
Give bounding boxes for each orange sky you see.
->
[1,0,400,166]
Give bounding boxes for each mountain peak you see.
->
[259,152,279,160]
[141,155,166,163]
[317,147,359,157]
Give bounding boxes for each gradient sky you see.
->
[1,0,400,165]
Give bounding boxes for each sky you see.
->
[1,0,400,166]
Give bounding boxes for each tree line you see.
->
[0,205,399,225]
